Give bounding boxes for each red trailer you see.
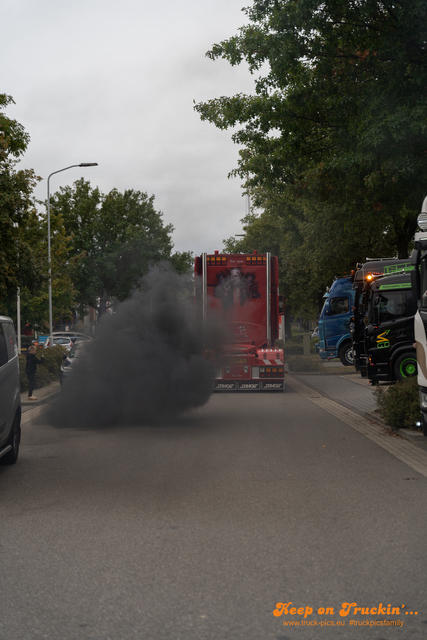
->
[194,251,285,391]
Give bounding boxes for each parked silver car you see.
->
[0,316,21,464]
[43,336,73,351]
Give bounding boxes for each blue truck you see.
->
[318,259,415,368]
[318,275,355,366]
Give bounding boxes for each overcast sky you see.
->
[3,0,257,256]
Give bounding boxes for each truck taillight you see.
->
[246,256,266,265]
[260,366,284,378]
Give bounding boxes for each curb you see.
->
[363,412,426,443]
[288,372,427,445]
[21,382,61,413]
[287,370,358,376]
[287,375,427,477]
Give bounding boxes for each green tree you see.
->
[224,188,396,329]
[1,207,78,333]
[0,94,43,307]
[195,0,427,259]
[48,179,177,312]
[22,212,77,331]
[169,251,194,274]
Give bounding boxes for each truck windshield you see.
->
[328,297,349,315]
[368,290,416,324]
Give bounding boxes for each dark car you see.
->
[60,342,88,385]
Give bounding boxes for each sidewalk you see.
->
[289,369,427,451]
[21,381,61,413]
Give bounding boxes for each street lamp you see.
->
[47,163,98,347]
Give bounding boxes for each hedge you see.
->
[19,345,66,392]
[373,377,420,430]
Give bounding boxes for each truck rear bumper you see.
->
[214,379,284,391]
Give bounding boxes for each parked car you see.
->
[60,341,89,385]
[69,335,92,345]
[52,331,92,342]
[38,332,92,347]
[43,336,73,351]
[0,316,21,465]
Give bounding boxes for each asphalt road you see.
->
[1,384,427,640]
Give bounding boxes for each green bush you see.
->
[373,377,420,430]
[278,333,318,356]
[42,345,67,377]
[284,343,303,355]
[275,338,301,354]
[19,345,66,392]
[286,354,323,372]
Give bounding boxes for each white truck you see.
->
[410,198,427,434]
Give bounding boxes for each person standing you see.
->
[26,345,44,400]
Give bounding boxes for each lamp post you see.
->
[47,163,98,347]
[13,221,21,352]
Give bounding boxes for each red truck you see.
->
[194,251,285,391]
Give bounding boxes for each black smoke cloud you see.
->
[48,264,219,427]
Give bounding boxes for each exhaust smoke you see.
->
[47,264,217,427]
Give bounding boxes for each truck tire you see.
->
[339,342,354,366]
[0,410,21,465]
[393,353,418,381]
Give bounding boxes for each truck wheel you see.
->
[393,353,418,381]
[339,342,354,366]
[0,411,21,465]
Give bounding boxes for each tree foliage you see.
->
[195,0,427,260]
[169,250,194,274]
[224,191,395,320]
[0,94,43,303]
[48,179,176,310]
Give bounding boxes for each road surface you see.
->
[1,381,426,639]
